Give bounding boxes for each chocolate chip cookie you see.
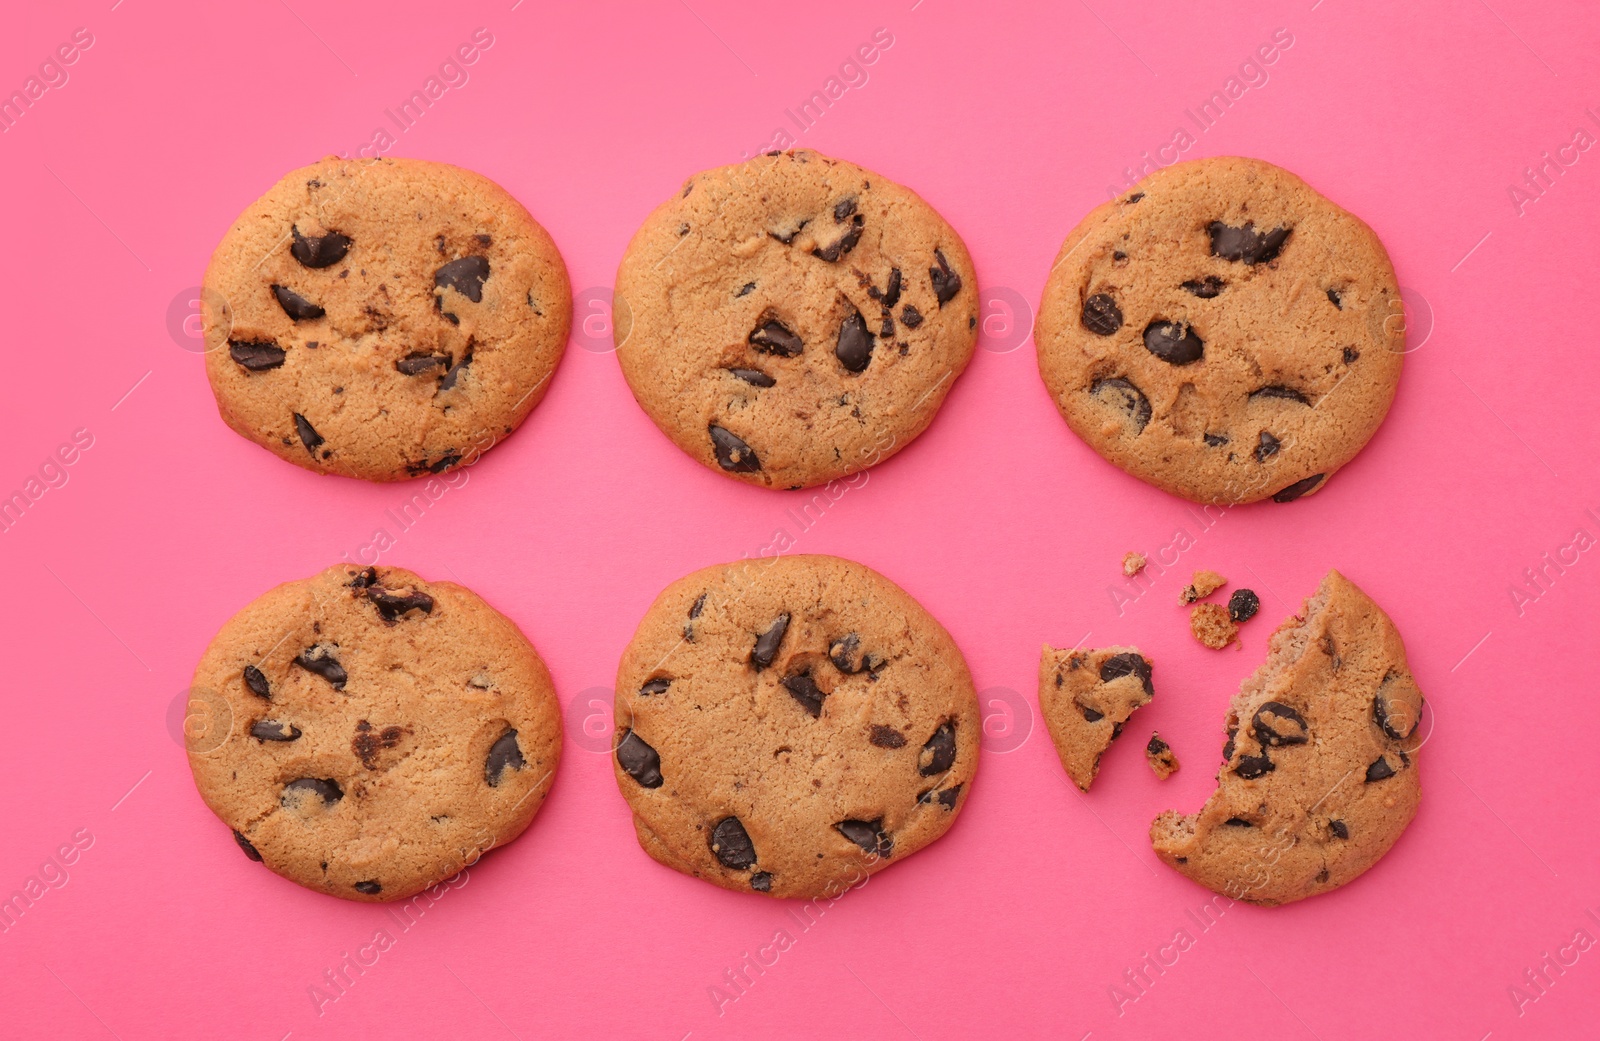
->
[614,150,978,489]
[1150,570,1425,905]
[612,555,978,898]
[202,157,571,481]
[1039,645,1155,791]
[187,564,561,900]
[1037,157,1404,504]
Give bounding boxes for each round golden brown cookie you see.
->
[202,157,571,481]
[1036,156,1404,504]
[611,555,978,898]
[186,564,561,901]
[613,150,978,489]
[1150,570,1425,905]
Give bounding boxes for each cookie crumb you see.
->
[1190,603,1239,648]
[1179,569,1227,605]
[1122,552,1147,577]
[1146,732,1179,778]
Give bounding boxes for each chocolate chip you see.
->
[1373,677,1421,740]
[782,672,826,717]
[728,367,775,387]
[365,586,435,622]
[282,777,342,807]
[640,678,671,696]
[350,567,374,591]
[353,881,382,895]
[1099,652,1154,696]
[1224,817,1254,827]
[1251,702,1308,746]
[1113,251,1127,261]
[835,308,874,373]
[829,633,864,673]
[900,305,924,329]
[1208,222,1291,265]
[1365,756,1396,782]
[1080,705,1104,723]
[434,256,489,304]
[485,728,525,786]
[750,871,773,892]
[1327,289,1342,309]
[1228,589,1260,622]
[936,784,961,810]
[1272,474,1324,502]
[1089,377,1152,434]
[233,830,262,861]
[243,665,271,699]
[1249,385,1309,405]
[1255,431,1281,462]
[835,819,892,858]
[1181,276,1226,298]
[1342,347,1360,364]
[812,215,864,262]
[751,614,790,670]
[833,197,858,221]
[229,340,285,371]
[736,281,756,297]
[615,730,663,788]
[352,721,406,768]
[1146,733,1169,755]
[1143,321,1204,365]
[710,817,757,870]
[272,284,325,321]
[709,425,761,472]
[1234,754,1274,779]
[882,268,902,309]
[1126,192,1144,203]
[1081,293,1123,335]
[438,349,473,391]
[1222,729,1236,762]
[689,594,706,619]
[1203,433,1229,447]
[929,248,962,306]
[749,314,803,356]
[404,452,463,475]
[1330,820,1349,839]
[250,720,301,742]
[293,413,324,457]
[293,647,346,689]
[290,226,351,268]
[919,721,956,776]
[396,352,451,375]
[869,725,906,748]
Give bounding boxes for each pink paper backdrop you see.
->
[3,0,1598,1037]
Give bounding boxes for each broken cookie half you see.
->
[1039,645,1154,791]
[1150,570,1425,906]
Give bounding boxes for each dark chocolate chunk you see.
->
[689,594,706,619]
[233,829,262,861]
[1272,473,1324,502]
[812,216,863,262]
[229,340,285,371]
[1181,276,1226,298]
[1365,756,1396,782]
[1126,192,1144,203]
[1222,729,1236,762]
[1228,589,1260,622]
[615,730,663,788]
[250,720,301,742]
[1327,289,1342,309]
[710,816,757,870]
[1342,347,1360,364]
[293,413,324,457]
[709,425,761,472]
[729,367,776,387]
[1255,431,1281,462]
[835,819,892,858]
[1249,385,1309,405]
[1099,652,1154,696]
[434,256,490,303]
[396,352,451,376]
[282,777,343,807]
[936,784,961,810]
[290,226,351,268]
[750,871,773,892]
[353,880,382,895]
[882,268,902,309]
[640,677,672,696]
[293,647,347,689]
[1251,701,1308,746]
[900,305,924,329]
[1234,754,1274,779]
[438,349,473,391]
[749,315,803,356]
[835,308,874,373]
[919,721,956,776]
[1143,321,1204,365]
[1081,293,1123,335]
[869,725,906,748]
[736,281,756,297]
[929,248,962,306]
[1146,733,1170,755]
[1373,678,1421,740]
[782,672,826,717]
[1080,705,1105,723]
[1329,820,1349,839]
[352,721,406,768]
[1203,433,1229,447]
[272,284,325,321]
[751,614,790,670]
[243,665,271,699]
[365,586,435,622]
[1089,377,1152,434]
[484,728,525,786]
[833,197,858,222]
[829,633,865,673]
[1224,817,1254,827]
[1208,222,1291,265]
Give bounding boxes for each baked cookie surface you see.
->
[1037,157,1403,504]
[1039,645,1155,791]
[202,157,571,481]
[614,150,978,489]
[1150,570,1424,905]
[187,564,561,901]
[612,555,978,898]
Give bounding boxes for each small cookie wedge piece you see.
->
[1151,570,1425,905]
[1039,645,1155,791]
[1179,569,1228,604]
[1146,732,1180,778]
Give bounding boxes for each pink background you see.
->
[3,0,1598,1037]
